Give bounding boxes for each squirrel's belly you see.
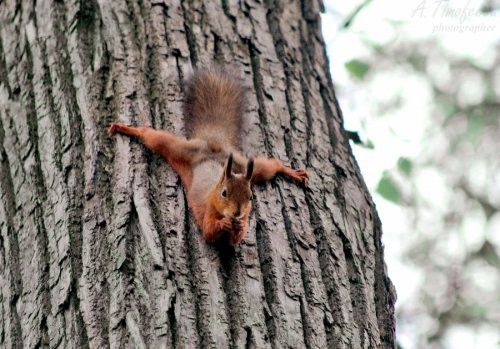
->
[189,160,222,202]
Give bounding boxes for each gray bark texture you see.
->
[0,0,396,348]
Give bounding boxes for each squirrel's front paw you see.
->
[293,169,309,186]
[231,219,244,230]
[219,217,233,231]
[108,123,119,137]
[108,122,128,137]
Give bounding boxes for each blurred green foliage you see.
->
[325,1,500,348]
[397,157,413,175]
[345,59,370,79]
[376,172,401,204]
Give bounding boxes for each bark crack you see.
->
[254,221,278,349]
[52,1,89,343]
[247,41,272,156]
[22,41,52,348]
[219,246,238,349]
[304,193,345,347]
[339,230,371,348]
[0,116,24,349]
[182,194,205,347]
[75,0,99,68]
[180,0,198,67]
[0,36,13,97]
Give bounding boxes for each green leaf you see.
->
[344,59,370,80]
[376,173,400,204]
[397,157,413,175]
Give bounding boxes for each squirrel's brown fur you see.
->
[183,66,246,151]
[109,67,309,245]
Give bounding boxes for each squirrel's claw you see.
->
[293,169,309,186]
[108,123,119,137]
[108,122,129,137]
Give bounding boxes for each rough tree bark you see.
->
[0,0,396,348]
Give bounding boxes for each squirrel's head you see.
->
[212,153,254,220]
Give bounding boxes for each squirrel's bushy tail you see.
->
[183,67,246,149]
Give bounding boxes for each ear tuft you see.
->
[246,158,254,181]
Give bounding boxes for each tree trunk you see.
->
[0,0,396,348]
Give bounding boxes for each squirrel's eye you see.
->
[221,189,228,198]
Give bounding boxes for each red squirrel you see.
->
[109,67,309,245]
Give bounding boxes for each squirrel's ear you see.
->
[246,158,254,181]
[224,153,233,178]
